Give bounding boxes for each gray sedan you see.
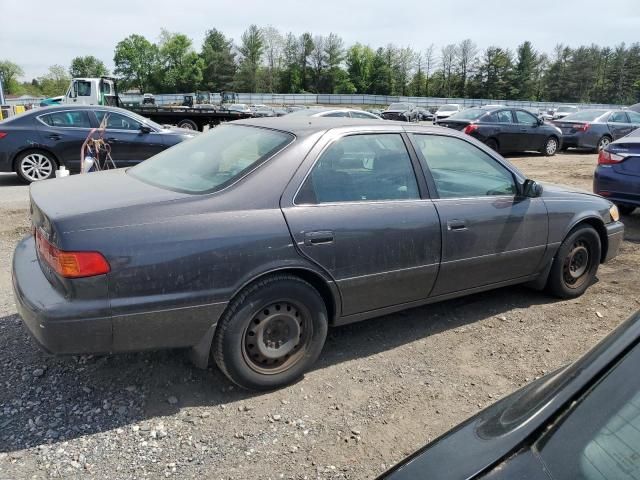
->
[554,109,640,152]
[13,118,624,390]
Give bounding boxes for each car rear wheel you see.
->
[177,119,198,130]
[15,150,57,183]
[212,274,328,391]
[485,139,499,152]
[596,136,612,152]
[615,203,636,215]
[546,225,601,299]
[543,136,559,156]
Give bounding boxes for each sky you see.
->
[2,0,639,80]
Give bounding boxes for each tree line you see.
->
[2,26,639,105]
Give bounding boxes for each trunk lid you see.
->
[436,120,470,131]
[553,120,587,134]
[608,141,640,177]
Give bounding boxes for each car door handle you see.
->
[304,230,334,246]
[447,220,467,231]
[519,128,528,132]
[106,137,118,143]
[47,134,61,140]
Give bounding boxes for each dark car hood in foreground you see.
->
[380,311,640,480]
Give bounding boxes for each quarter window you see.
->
[95,111,142,131]
[40,111,91,128]
[413,134,517,199]
[296,134,420,204]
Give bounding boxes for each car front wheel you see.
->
[543,136,559,156]
[546,225,601,298]
[212,274,328,391]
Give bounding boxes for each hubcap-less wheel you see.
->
[242,301,312,375]
[563,240,590,289]
[20,153,54,182]
[545,138,558,155]
[598,137,611,151]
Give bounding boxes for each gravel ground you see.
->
[1,152,639,479]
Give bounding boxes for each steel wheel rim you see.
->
[563,240,591,288]
[546,138,557,155]
[598,137,610,151]
[180,122,195,130]
[242,301,313,375]
[20,154,53,181]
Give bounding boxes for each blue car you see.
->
[594,127,640,214]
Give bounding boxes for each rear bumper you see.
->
[594,166,640,207]
[13,235,227,355]
[561,132,598,150]
[604,221,625,263]
[12,236,112,354]
[0,151,12,172]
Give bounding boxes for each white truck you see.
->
[62,77,118,106]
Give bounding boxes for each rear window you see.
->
[128,125,293,194]
[562,110,609,122]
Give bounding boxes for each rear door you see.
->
[607,111,633,140]
[410,133,548,296]
[514,109,545,150]
[281,129,441,317]
[492,110,519,152]
[93,110,165,166]
[36,109,94,171]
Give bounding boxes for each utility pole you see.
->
[0,73,5,105]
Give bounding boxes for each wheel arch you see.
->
[566,216,608,263]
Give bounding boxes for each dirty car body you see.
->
[13,118,624,389]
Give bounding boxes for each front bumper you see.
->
[604,221,625,263]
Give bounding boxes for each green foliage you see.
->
[235,25,265,92]
[157,30,204,93]
[69,56,109,78]
[114,34,158,93]
[201,29,236,92]
[37,65,70,97]
[0,60,24,94]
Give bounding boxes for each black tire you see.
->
[177,119,198,130]
[213,274,328,391]
[546,225,601,299]
[615,203,636,215]
[596,135,612,152]
[485,138,499,152]
[542,136,559,156]
[15,149,57,183]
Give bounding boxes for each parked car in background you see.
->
[553,105,580,119]
[227,104,252,114]
[554,109,640,152]
[594,126,640,215]
[286,107,381,119]
[415,107,434,122]
[285,105,306,113]
[272,107,288,117]
[13,117,623,391]
[437,106,563,156]
[434,103,463,121]
[39,96,64,107]
[366,108,383,116]
[379,310,640,480]
[252,106,276,118]
[0,105,197,183]
[380,103,419,122]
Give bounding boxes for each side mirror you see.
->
[537,117,544,126]
[522,179,543,198]
[140,125,152,134]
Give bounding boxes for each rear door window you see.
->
[296,134,420,204]
[39,110,91,128]
[609,111,630,123]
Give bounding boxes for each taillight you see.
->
[0,132,8,139]
[36,229,110,278]
[463,124,479,135]
[576,123,590,132]
[598,150,624,165]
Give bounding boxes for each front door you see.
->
[93,110,165,167]
[410,133,549,297]
[281,132,441,316]
[491,109,519,152]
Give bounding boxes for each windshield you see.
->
[439,105,459,111]
[448,108,487,120]
[562,110,609,122]
[123,110,163,130]
[128,125,294,194]
[388,103,410,110]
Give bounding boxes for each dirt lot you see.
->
[1,152,639,479]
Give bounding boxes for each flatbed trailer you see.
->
[125,105,253,131]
